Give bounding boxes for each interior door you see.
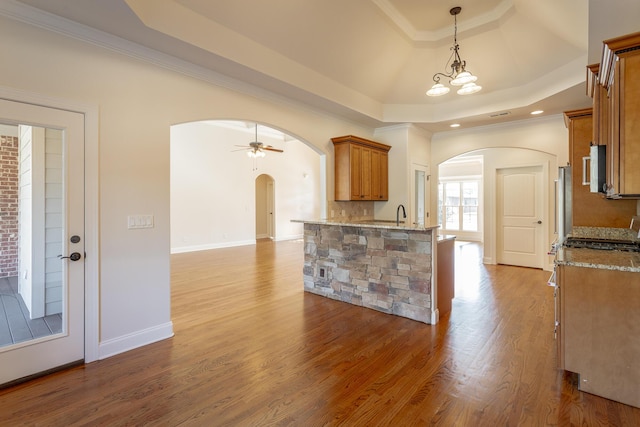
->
[266,179,275,239]
[0,99,84,385]
[496,166,544,268]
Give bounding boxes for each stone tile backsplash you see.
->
[327,200,374,222]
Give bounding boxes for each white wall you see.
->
[373,124,431,221]
[170,122,321,252]
[0,15,374,357]
[431,116,568,271]
[18,125,39,317]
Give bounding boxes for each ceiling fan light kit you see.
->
[247,147,266,158]
[426,6,482,97]
[234,123,284,158]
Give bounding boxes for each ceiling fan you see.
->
[234,123,284,158]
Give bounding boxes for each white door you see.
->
[0,99,84,385]
[496,166,544,268]
[266,180,275,239]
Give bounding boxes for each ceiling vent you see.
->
[489,111,511,118]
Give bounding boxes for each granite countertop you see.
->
[437,234,456,242]
[292,219,439,231]
[554,226,640,272]
[555,246,640,272]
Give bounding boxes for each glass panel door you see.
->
[0,99,84,385]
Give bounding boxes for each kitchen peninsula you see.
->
[297,219,445,324]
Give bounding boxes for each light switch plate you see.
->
[128,214,154,229]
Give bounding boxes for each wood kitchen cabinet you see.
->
[370,149,388,200]
[332,135,391,201]
[594,32,640,197]
[557,264,640,408]
[563,108,636,228]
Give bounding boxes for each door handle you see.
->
[59,252,82,261]
[533,220,542,224]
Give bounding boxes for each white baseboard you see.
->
[98,321,174,360]
[274,234,303,242]
[171,236,302,253]
[430,308,439,325]
[171,239,256,254]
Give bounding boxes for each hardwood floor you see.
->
[1,239,639,426]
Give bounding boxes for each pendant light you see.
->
[426,7,482,97]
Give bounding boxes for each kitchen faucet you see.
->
[396,204,406,226]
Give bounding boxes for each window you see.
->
[438,180,479,232]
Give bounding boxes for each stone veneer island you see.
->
[298,220,440,324]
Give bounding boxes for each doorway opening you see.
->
[411,164,429,227]
[438,155,483,242]
[170,120,324,253]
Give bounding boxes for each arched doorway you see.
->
[170,120,323,252]
[255,174,275,240]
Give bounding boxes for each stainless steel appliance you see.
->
[588,144,606,193]
[556,166,572,246]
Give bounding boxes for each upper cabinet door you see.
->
[332,135,390,201]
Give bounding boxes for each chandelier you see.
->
[426,6,482,97]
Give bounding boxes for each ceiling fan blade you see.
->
[234,145,251,148]
[263,147,284,153]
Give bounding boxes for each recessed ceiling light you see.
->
[531,110,544,115]
[450,123,460,128]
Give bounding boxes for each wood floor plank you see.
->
[0,240,639,426]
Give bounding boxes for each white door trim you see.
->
[0,85,100,363]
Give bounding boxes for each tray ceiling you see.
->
[11,0,591,131]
